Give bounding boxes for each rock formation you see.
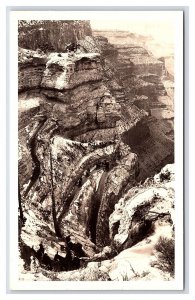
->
[94,31,174,180]
[18,21,175,281]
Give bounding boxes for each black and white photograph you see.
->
[8,10,184,290]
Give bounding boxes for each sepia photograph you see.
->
[8,10,184,290]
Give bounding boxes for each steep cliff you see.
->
[18,20,92,51]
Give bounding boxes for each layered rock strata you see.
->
[18,21,175,280]
[94,32,174,180]
[18,28,142,267]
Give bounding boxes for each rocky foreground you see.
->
[18,21,175,281]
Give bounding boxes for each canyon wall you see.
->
[18,20,92,52]
[94,31,174,180]
[18,22,143,263]
[18,21,175,280]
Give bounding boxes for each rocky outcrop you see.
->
[109,165,174,250]
[18,35,148,142]
[18,48,123,137]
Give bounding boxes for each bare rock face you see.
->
[18,48,47,92]
[18,20,92,52]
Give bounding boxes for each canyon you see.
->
[18,21,175,281]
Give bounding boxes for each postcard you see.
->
[8,9,183,290]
